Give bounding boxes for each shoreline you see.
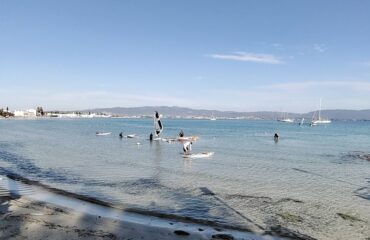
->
[4,172,259,233]
[0,172,315,240]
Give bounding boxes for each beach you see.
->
[2,195,244,240]
[0,175,300,240]
[1,174,368,240]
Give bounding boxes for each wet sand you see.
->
[1,173,368,240]
[219,192,370,240]
[0,175,289,240]
[2,195,264,240]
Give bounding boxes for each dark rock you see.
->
[267,225,316,240]
[174,230,190,236]
[211,233,235,240]
[199,187,215,196]
[359,154,370,161]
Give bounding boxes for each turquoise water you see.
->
[0,118,369,227]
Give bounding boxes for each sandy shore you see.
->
[1,174,369,240]
[2,195,262,240]
[2,173,367,240]
[0,175,302,240]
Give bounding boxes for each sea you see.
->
[0,118,369,228]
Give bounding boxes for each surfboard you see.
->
[96,132,111,136]
[155,138,177,143]
[126,134,136,138]
[177,136,199,142]
[183,152,214,159]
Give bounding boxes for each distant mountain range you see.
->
[82,106,370,120]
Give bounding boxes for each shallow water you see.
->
[0,118,370,227]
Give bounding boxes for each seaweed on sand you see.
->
[336,213,366,223]
[277,212,303,223]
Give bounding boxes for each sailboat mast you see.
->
[318,98,322,121]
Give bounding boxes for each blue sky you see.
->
[1,0,370,112]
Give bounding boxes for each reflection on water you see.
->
[183,159,193,172]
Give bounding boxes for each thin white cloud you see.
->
[210,81,370,112]
[209,52,285,64]
[272,43,284,50]
[313,44,326,53]
[0,89,193,111]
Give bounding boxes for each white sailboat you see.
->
[277,112,294,123]
[278,118,294,123]
[311,98,331,125]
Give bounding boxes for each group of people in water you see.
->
[124,111,279,156]
[148,129,192,155]
[120,123,278,157]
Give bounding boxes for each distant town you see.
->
[0,106,249,120]
[0,106,119,119]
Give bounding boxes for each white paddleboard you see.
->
[183,152,214,159]
[177,136,199,142]
[96,132,111,136]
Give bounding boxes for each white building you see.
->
[25,109,37,117]
[12,109,37,118]
[13,110,25,117]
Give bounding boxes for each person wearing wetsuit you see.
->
[274,133,279,142]
[179,130,184,137]
[183,141,192,155]
[149,133,153,141]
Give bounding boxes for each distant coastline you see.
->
[2,106,370,120]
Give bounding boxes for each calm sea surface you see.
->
[1,118,369,226]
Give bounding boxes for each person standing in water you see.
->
[149,133,153,141]
[274,133,279,142]
[179,130,184,137]
[183,141,192,155]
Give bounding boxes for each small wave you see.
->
[341,151,370,162]
[355,186,370,201]
[0,147,81,185]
